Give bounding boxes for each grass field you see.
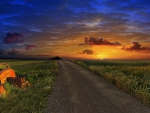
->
[0,59,57,113]
[74,60,150,106]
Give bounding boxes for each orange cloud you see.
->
[77,49,94,55]
[84,37,122,46]
[122,41,150,51]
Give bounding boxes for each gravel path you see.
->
[45,60,150,113]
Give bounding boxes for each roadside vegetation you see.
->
[0,60,58,113]
[74,60,150,106]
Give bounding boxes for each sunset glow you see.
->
[96,54,107,60]
[0,0,150,60]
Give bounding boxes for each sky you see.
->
[0,0,150,60]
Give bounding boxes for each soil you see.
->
[45,60,150,113]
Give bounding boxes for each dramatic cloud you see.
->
[122,41,150,51]
[82,49,94,54]
[0,0,150,59]
[4,32,24,44]
[25,44,36,50]
[84,37,122,46]
[77,49,94,55]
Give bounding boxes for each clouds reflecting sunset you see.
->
[0,0,150,59]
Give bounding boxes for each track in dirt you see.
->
[45,60,150,113]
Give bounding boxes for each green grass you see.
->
[0,60,58,113]
[74,60,150,106]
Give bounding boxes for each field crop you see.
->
[74,60,150,106]
[0,59,58,113]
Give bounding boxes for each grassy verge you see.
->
[0,60,58,113]
[74,60,150,106]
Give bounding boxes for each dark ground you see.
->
[45,60,150,113]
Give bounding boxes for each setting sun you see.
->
[96,54,107,60]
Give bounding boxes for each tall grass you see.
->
[0,60,58,113]
[74,60,150,106]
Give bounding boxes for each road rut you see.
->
[45,60,150,113]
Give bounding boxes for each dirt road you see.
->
[45,60,150,113]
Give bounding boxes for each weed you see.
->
[0,60,57,113]
[74,60,150,106]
